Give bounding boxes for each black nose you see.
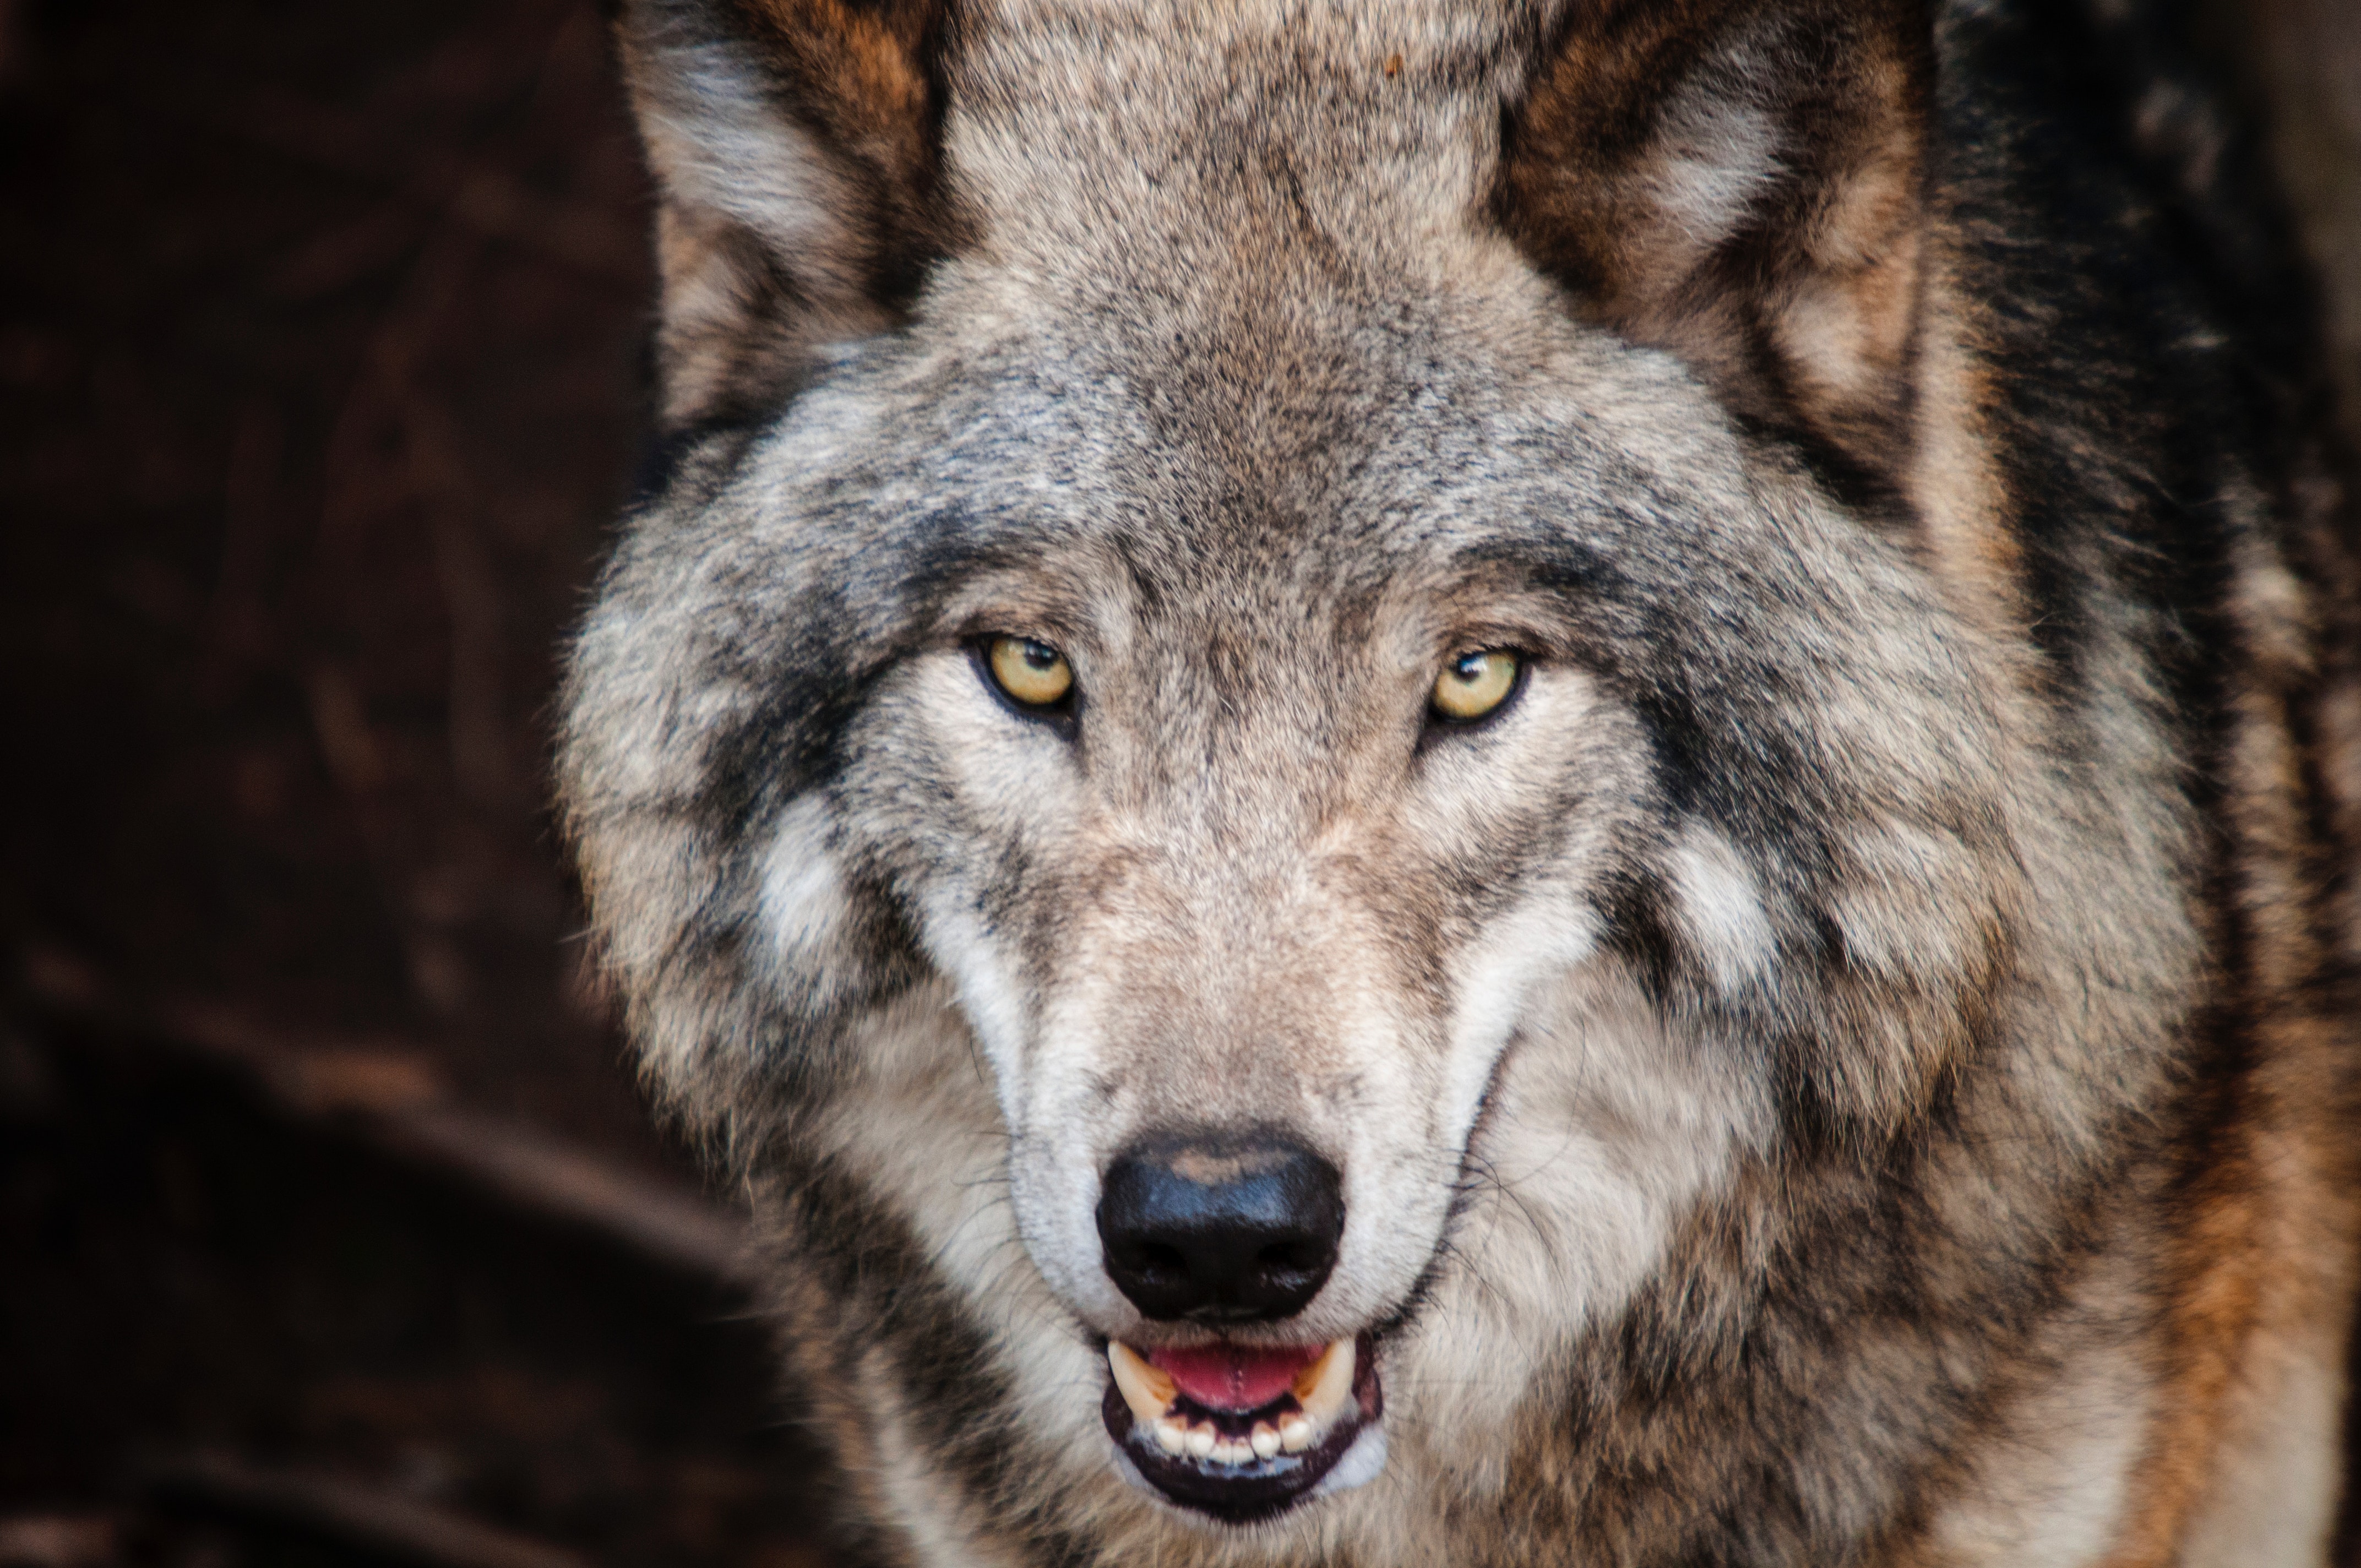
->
[1096,1131,1345,1323]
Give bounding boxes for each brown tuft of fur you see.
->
[621,0,966,428]
[1499,0,1934,491]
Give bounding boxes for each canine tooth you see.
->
[1279,1415,1314,1453]
[1107,1342,1177,1425]
[1185,1424,1217,1458]
[1154,1417,1187,1453]
[1290,1339,1338,1402]
[1250,1424,1280,1459]
[1294,1337,1357,1429]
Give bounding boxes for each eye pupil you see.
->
[1022,641,1059,671]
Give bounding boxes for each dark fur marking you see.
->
[627,408,771,508]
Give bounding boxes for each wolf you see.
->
[558,0,2361,1560]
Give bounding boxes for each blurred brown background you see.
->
[0,1,2354,1566]
[0,1,835,1564]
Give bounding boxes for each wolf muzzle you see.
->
[1094,1130,1381,1520]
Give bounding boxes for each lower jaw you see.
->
[1099,1333,1385,1524]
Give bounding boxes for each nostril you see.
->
[1096,1129,1345,1323]
[1132,1242,1188,1279]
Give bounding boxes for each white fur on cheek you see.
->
[760,796,849,971]
[792,994,1118,1534]
[1399,966,1766,1448]
[921,896,1144,1334]
[913,889,1033,1124]
[1437,891,1602,1151]
[1668,820,1776,994]
[894,647,1070,1115]
[1421,665,1623,1174]
[891,650,1109,1313]
[1008,967,1139,1330]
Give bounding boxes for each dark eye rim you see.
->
[1421,648,1531,741]
[968,634,1082,734]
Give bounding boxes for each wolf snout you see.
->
[1095,1132,1345,1323]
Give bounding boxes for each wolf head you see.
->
[564,0,2189,1551]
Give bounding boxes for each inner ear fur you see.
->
[1498,0,1936,487]
[620,0,960,429]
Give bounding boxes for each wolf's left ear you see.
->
[619,0,959,429]
[1499,0,1935,483]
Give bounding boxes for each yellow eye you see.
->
[1431,650,1520,722]
[986,635,1074,707]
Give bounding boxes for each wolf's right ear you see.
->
[619,0,959,429]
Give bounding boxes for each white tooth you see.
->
[1251,1424,1281,1459]
[1186,1424,1217,1458]
[1279,1415,1314,1453]
[1294,1337,1357,1430]
[1107,1342,1176,1426]
[1154,1417,1187,1454]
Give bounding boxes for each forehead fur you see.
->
[933,0,1566,469]
[946,0,1539,270]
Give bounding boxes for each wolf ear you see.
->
[619,0,959,428]
[1499,0,1935,485]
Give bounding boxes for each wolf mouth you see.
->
[1100,1333,1384,1523]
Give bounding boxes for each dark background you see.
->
[0,1,835,1564]
[0,1,2356,1565]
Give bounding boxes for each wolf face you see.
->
[563,0,2359,1561]
[717,285,2015,1512]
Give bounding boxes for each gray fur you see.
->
[561,0,2361,1561]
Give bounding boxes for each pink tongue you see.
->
[1148,1342,1323,1412]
